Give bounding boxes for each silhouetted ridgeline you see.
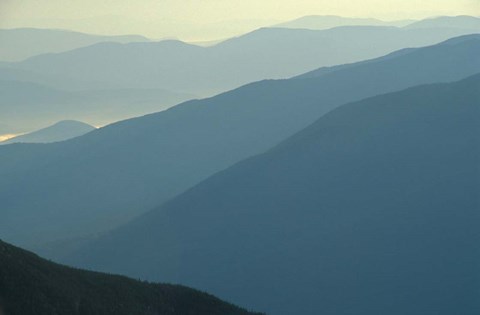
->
[0,35,479,252]
[1,16,479,133]
[0,28,149,62]
[0,239,261,315]
[3,21,479,96]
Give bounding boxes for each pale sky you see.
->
[0,0,479,40]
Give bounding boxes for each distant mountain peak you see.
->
[53,119,94,126]
[0,120,95,145]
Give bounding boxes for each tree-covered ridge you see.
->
[0,240,261,315]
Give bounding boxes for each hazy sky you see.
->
[1,0,479,40]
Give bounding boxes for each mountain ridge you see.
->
[4,24,479,96]
[67,73,480,315]
[0,28,149,62]
[0,35,479,253]
[405,15,480,29]
[274,15,413,29]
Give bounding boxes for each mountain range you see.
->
[2,13,479,315]
[0,7,480,315]
[275,15,414,29]
[0,34,478,254]
[0,28,148,62]
[65,73,480,315]
[277,15,480,32]
[4,20,479,96]
[1,16,479,134]
[0,239,259,315]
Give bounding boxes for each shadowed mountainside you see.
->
[67,74,480,315]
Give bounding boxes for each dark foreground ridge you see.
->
[0,239,261,315]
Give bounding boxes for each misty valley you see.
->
[0,7,479,315]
